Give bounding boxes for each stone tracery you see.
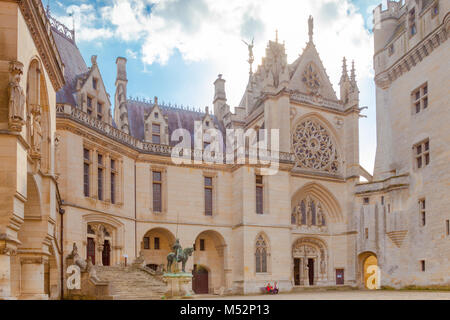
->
[292,119,340,174]
[291,196,327,227]
[302,63,321,93]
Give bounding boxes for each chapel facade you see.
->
[0,0,448,300]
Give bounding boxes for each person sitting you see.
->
[272,282,279,294]
[266,282,273,294]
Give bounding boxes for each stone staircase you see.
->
[95,266,167,300]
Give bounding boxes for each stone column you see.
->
[19,255,48,300]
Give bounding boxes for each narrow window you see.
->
[154,237,160,250]
[256,175,264,214]
[365,228,369,240]
[143,237,150,250]
[409,8,416,36]
[446,220,449,236]
[111,159,116,204]
[255,235,268,273]
[419,199,426,226]
[152,171,162,212]
[97,102,103,121]
[415,139,430,169]
[87,96,93,115]
[363,197,370,204]
[204,176,213,216]
[93,78,98,90]
[200,239,205,251]
[152,123,161,144]
[154,112,158,119]
[83,148,90,197]
[420,260,426,272]
[381,196,385,205]
[97,154,104,201]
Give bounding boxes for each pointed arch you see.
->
[255,232,270,274]
[291,182,343,223]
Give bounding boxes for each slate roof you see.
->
[127,99,225,146]
[52,29,88,106]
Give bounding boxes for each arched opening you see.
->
[359,252,379,289]
[141,228,176,270]
[193,230,226,294]
[292,237,328,286]
[255,233,270,274]
[86,223,115,266]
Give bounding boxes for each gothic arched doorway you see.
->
[359,252,379,289]
[292,237,328,286]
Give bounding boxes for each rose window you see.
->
[302,64,320,92]
[292,120,339,173]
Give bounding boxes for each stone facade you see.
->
[0,0,448,300]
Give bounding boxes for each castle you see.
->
[0,0,448,299]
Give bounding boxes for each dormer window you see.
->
[87,96,93,115]
[205,121,210,127]
[93,78,98,90]
[152,123,161,144]
[97,102,103,121]
[154,112,159,119]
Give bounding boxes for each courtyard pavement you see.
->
[197,290,450,300]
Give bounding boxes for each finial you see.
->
[46,0,51,15]
[275,29,279,43]
[308,15,314,42]
[342,57,348,73]
[351,60,356,82]
[154,96,158,105]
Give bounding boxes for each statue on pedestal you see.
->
[8,61,26,132]
[166,239,193,273]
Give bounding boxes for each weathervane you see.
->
[242,38,254,74]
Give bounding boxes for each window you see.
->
[83,148,90,197]
[152,171,162,212]
[412,83,428,114]
[255,235,268,273]
[152,123,161,144]
[93,78,98,90]
[365,228,369,240]
[446,220,449,236]
[154,237,160,250]
[381,196,385,205]
[363,197,370,205]
[256,175,263,214]
[415,140,430,169]
[432,3,439,18]
[204,176,213,216]
[97,154,104,201]
[419,199,426,226]
[87,96,93,115]
[409,8,416,36]
[143,237,150,249]
[97,102,103,121]
[200,239,205,251]
[154,112,158,119]
[111,159,117,204]
[420,260,426,272]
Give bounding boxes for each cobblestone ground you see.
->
[198,290,450,300]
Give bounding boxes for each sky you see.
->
[49,0,390,174]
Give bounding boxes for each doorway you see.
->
[308,258,314,285]
[87,238,95,265]
[294,258,301,286]
[192,265,209,294]
[102,240,111,266]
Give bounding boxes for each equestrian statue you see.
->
[166,239,194,273]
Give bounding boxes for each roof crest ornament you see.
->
[308,15,314,43]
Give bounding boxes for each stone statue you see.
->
[67,243,87,271]
[8,61,26,132]
[86,256,100,281]
[31,112,42,155]
[242,38,255,73]
[308,15,314,42]
[167,239,194,273]
[320,258,326,274]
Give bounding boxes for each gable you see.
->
[288,43,338,101]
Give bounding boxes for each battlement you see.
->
[373,1,404,25]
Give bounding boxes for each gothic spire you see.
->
[351,60,356,83]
